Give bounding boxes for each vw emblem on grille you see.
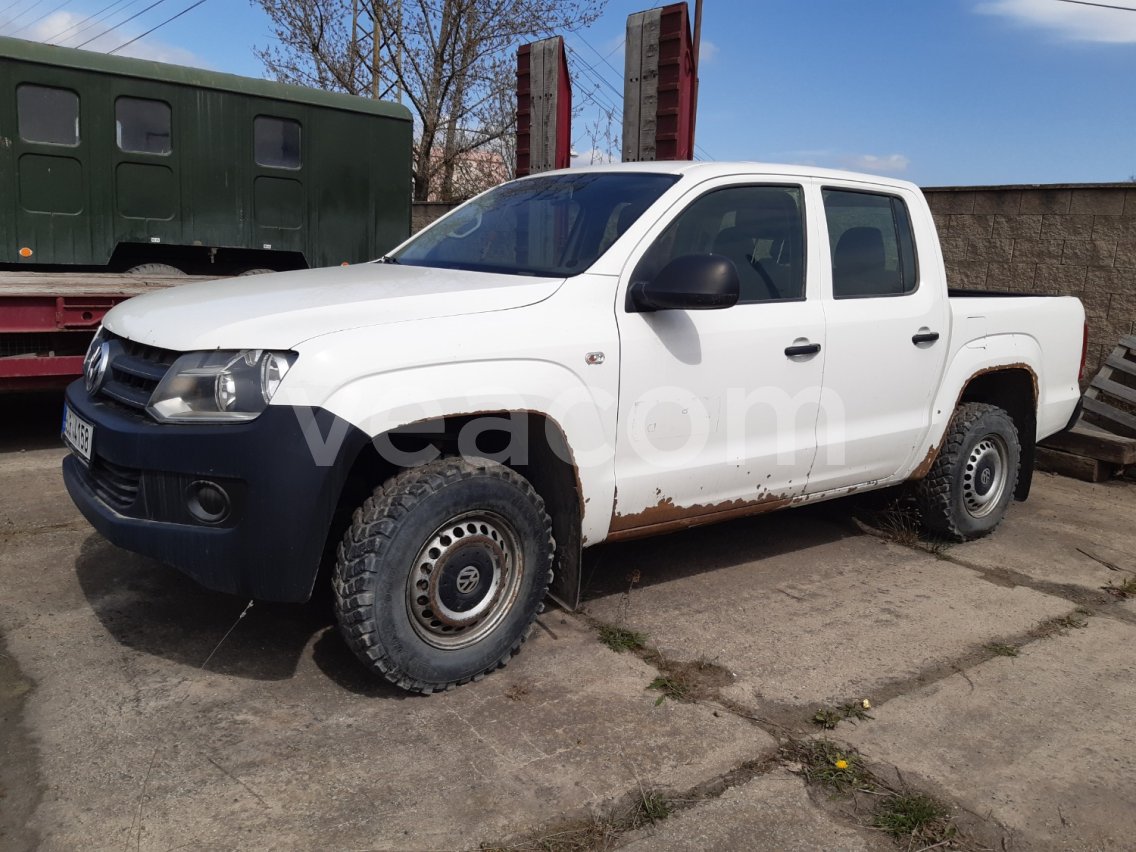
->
[85,341,111,394]
[455,565,481,594]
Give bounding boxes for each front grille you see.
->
[98,333,179,412]
[88,456,142,512]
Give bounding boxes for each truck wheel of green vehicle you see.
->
[125,263,186,276]
[333,456,554,693]
[917,403,1021,541]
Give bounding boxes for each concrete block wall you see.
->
[411,201,459,234]
[924,184,1136,382]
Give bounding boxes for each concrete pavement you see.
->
[2,409,1134,851]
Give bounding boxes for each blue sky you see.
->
[3,0,1134,185]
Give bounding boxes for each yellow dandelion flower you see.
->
[862,699,871,710]
[834,759,849,770]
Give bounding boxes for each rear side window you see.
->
[254,116,301,169]
[116,97,172,154]
[17,84,79,146]
[823,189,918,298]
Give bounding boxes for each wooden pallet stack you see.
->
[1038,335,1136,482]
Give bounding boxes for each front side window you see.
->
[254,116,301,169]
[823,189,918,298]
[392,172,678,277]
[633,185,806,303]
[17,84,79,146]
[116,97,172,154]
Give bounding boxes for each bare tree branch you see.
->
[254,0,605,200]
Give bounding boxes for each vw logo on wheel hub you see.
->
[455,565,481,594]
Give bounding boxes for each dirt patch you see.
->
[0,631,42,850]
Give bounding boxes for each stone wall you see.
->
[411,201,459,234]
[924,183,1136,382]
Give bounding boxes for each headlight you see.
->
[146,350,297,423]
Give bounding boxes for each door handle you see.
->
[912,330,940,345]
[784,342,821,357]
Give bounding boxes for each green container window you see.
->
[116,97,172,155]
[17,84,80,146]
[254,116,301,170]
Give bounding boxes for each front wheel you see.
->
[916,402,1021,541]
[333,457,554,693]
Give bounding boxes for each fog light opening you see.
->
[186,480,231,525]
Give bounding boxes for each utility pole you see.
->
[351,0,360,89]
[372,6,382,100]
[691,0,702,155]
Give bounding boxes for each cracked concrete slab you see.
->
[619,768,886,851]
[584,512,1073,712]
[0,450,773,851]
[841,615,1136,852]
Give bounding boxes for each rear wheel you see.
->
[916,402,1021,540]
[333,457,554,693]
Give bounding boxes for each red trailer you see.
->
[0,273,214,390]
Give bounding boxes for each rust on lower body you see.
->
[606,492,792,542]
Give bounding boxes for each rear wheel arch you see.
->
[956,367,1037,500]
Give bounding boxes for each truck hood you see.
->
[104,262,564,351]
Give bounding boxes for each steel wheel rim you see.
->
[962,433,1008,518]
[406,510,524,650]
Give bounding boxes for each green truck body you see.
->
[0,36,413,273]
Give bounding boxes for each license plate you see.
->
[63,406,94,464]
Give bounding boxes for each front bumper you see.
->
[62,380,367,602]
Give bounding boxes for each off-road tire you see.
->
[333,456,554,693]
[916,402,1021,541]
[124,263,186,276]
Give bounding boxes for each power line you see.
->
[11,0,76,37]
[48,0,139,43]
[568,30,626,97]
[107,0,209,54]
[0,1,34,19]
[1054,0,1136,10]
[73,0,170,48]
[3,0,47,25]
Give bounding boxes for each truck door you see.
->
[804,184,950,494]
[611,180,826,536]
[10,81,93,265]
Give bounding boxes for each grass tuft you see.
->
[811,700,874,729]
[647,674,689,705]
[782,739,875,795]
[1103,575,1136,600]
[597,625,647,654]
[986,642,1019,657]
[872,792,955,846]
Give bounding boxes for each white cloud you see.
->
[6,10,211,68]
[976,0,1136,43]
[840,153,911,174]
[699,40,719,63]
[571,146,618,166]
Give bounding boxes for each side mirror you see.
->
[626,254,740,312]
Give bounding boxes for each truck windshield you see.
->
[390,172,679,277]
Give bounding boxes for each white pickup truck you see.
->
[62,162,1086,692]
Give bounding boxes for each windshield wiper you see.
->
[378,255,400,264]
